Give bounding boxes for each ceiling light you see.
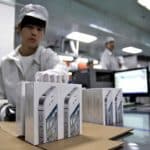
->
[66,32,97,43]
[145,42,150,47]
[68,72,72,76]
[122,47,143,54]
[93,64,103,69]
[89,24,114,34]
[137,0,150,10]
[93,59,99,65]
[75,57,89,63]
[59,55,74,61]
[1,0,15,4]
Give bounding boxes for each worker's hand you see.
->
[35,70,68,83]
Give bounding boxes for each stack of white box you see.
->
[82,88,124,126]
[23,82,82,145]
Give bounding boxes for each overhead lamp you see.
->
[66,32,97,43]
[59,55,74,61]
[68,72,72,76]
[137,0,150,10]
[89,24,114,34]
[145,42,150,47]
[93,59,99,65]
[1,0,15,4]
[93,64,103,69]
[75,57,89,63]
[122,47,143,54]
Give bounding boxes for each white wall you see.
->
[0,2,15,60]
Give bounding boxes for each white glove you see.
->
[35,69,68,83]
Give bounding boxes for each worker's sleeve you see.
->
[42,48,68,73]
[100,53,109,70]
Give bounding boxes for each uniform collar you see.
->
[8,45,42,65]
[105,48,113,56]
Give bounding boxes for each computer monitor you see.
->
[114,67,149,96]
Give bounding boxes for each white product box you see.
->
[16,82,28,136]
[112,89,124,126]
[25,82,82,145]
[60,85,82,138]
[83,88,123,125]
[83,88,123,126]
[83,88,113,125]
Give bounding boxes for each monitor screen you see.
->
[114,67,149,96]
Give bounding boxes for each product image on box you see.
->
[115,90,123,125]
[64,87,80,138]
[38,86,58,144]
[70,103,80,137]
[105,90,113,125]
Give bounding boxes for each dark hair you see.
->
[19,16,46,29]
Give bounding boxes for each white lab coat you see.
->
[0,45,67,105]
[100,49,119,71]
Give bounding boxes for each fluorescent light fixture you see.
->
[128,143,138,147]
[66,32,97,43]
[137,0,150,10]
[59,55,74,61]
[93,59,99,65]
[1,0,16,5]
[89,24,114,34]
[145,42,150,47]
[2,0,15,3]
[76,57,89,63]
[122,47,143,54]
[93,64,103,69]
[68,72,72,76]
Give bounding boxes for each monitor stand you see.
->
[129,96,136,103]
[129,96,142,105]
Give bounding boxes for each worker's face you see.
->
[106,41,115,51]
[19,25,45,50]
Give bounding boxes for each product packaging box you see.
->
[112,89,124,126]
[82,88,113,125]
[16,82,28,136]
[60,84,82,138]
[83,88,123,126]
[25,82,82,145]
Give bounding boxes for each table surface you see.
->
[0,122,132,150]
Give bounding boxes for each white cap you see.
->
[17,4,49,26]
[105,37,115,44]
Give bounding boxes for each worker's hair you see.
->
[18,16,46,29]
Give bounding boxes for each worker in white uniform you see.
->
[0,4,68,120]
[100,37,119,70]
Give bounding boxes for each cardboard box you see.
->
[25,82,82,145]
[0,122,133,150]
[83,88,123,126]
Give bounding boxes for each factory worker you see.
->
[100,37,119,70]
[0,3,68,109]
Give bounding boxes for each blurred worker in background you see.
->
[0,4,68,120]
[100,37,119,71]
[87,60,94,69]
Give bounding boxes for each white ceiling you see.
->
[15,0,150,59]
